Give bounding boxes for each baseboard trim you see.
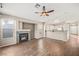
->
[0,42,17,48]
[35,37,68,42]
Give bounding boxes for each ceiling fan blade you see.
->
[35,12,41,14]
[47,10,54,13]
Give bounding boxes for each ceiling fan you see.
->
[35,5,54,16]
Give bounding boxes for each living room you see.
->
[0,3,79,56]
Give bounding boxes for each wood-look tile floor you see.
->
[0,37,79,56]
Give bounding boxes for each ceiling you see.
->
[0,3,79,24]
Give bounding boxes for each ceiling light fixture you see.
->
[35,3,40,8]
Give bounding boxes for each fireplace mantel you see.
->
[17,29,31,32]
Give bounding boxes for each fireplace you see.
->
[16,30,30,43]
[19,33,28,42]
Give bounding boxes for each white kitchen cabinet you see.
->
[46,31,67,41]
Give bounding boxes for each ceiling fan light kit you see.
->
[40,12,49,16]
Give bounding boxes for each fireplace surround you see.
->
[16,30,30,43]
